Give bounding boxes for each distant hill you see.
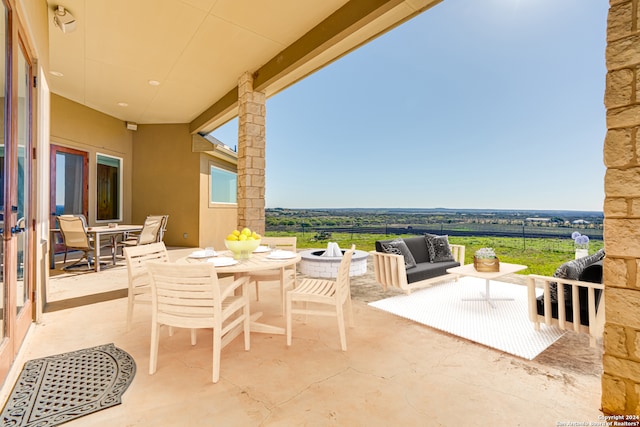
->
[267,207,603,219]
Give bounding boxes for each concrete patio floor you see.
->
[1,247,604,426]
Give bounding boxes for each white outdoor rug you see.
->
[369,277,565,360]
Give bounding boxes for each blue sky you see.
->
[212,0,608,212]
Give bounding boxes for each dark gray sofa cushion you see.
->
[376,236,430,263]
[579,260,603,283]
[406,260,461,284]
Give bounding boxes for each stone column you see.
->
[237,72,266,235]
[603,0,640,414]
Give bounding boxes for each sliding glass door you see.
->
[0,2,35,381]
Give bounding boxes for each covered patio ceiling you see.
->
[45,0,442,134]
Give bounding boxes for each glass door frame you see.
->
[0,0,35,381]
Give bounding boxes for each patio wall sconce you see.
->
[53,5,76,33]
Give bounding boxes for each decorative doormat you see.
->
[1,343,136,426]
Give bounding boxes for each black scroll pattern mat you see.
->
[1,343,136,426]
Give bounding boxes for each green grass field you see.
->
[265,231,604,276]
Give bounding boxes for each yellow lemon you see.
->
[247,236,255,241]
[251,231,260,239]
[241,227,252,236]
[238,234,248,241]
[232,229,241,237]
[226,234,238,241]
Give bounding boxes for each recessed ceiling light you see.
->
[148,80,160,86]
[50,71,64,77]
[117,102,128,107]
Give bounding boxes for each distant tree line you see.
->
[265,208,604,240]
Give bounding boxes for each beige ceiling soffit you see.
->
[190,86,239,134]
[262,0,443,99]
[192,134,238,163]
[252,0,405,92]
[190,0,403,135]
[191,0,442,135]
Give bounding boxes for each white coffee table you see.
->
[446,262,528,308]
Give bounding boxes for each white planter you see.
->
[575,248,589,259]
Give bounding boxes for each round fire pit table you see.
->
[299,248,369,278]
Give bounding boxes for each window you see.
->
[53,147,87,218]
[96,154,122,221]
[210,164,237,204]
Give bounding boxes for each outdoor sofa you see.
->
[370,235,465,294]
[527,249,605,347]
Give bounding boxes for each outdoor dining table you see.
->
[50,224,143,272]
[180,248,302,335]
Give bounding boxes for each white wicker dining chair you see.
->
[123,242,169,330]
[146,261,251,383]
[286,244,355,351]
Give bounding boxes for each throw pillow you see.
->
[424,233,437,260]
[380,239,417,269]
[549,248,606,302]
[425,234,454,263]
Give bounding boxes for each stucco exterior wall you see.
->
[50,101,237,249]
[199,155,237,250]
[133,125,237,249]
[49,94,133,225]
[131,124,200,247]
[603,0,640,415]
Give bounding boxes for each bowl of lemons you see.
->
[225,227,261,259]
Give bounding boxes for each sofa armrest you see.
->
[369,250,408,292]
[527,274,604,346]
[449,244,465,265]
